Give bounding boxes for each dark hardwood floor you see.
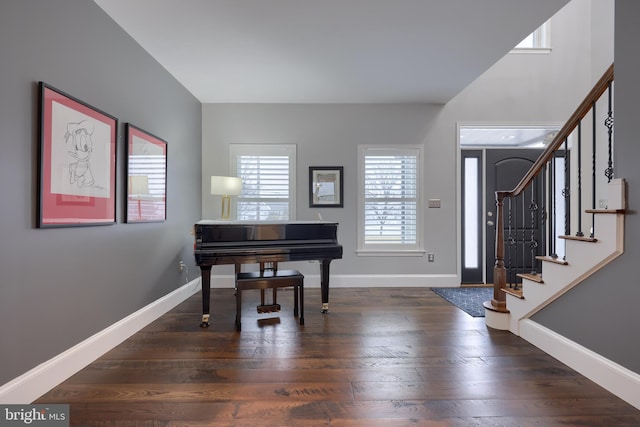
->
[36,287,640,426]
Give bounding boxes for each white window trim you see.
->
[229,143,297,220]
[356,144,425,257]
[511,20,551,54]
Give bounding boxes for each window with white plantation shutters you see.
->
[358,145,424,254]
[230,144,296,221]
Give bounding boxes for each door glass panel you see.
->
[464,157,479,269]
[461,150,482,284]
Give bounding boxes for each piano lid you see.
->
[194,220,339,243]
[197,220,337,225]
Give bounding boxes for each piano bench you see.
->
[235,269,304,331]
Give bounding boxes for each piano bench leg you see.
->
[200,314,210,328]
[236,289,242,331]
[299,282,304,325]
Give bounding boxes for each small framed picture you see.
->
[38,82,117,227]
[309,166,343,208]
[125,124,167,223]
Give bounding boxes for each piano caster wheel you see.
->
[200,314,210,328]
[321,303,329,314]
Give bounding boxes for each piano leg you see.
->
[320,259,331,313]
[200,265,212,327]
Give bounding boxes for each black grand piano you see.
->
[194,220,342,327]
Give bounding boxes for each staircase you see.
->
[483,64,623,334]
[485,179,625,334]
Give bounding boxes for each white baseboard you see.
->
[330,274,460,288]
[520,319,640,410]
[211,273,460,288]
[0,278,201,404]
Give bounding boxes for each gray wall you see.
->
[533,0,640,374]
[0,0,202,385]
[201,103,444,278]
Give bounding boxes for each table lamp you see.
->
[210,176,242,219]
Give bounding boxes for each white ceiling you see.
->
[93,0,570,104]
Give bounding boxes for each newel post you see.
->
[492,192,508,311]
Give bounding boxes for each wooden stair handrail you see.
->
[496,63,614,200]
[490,63,614,312]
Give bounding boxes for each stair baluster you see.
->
[605,82,614,183]
[591,102,597,237]
[550,152,558,258]
[576,121,584,237]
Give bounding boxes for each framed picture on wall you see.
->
[309,166,344,207]
[37,82,118,227]
[125,124,168,223]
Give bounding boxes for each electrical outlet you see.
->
[428,253,435,262]
[179,261,186,272]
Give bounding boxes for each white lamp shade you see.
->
[210,176,242,196]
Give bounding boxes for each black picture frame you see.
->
[309,166,343,208]
[38,82,118,227]
[125,123,168,223]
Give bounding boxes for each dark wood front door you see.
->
[485,149,543,284]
